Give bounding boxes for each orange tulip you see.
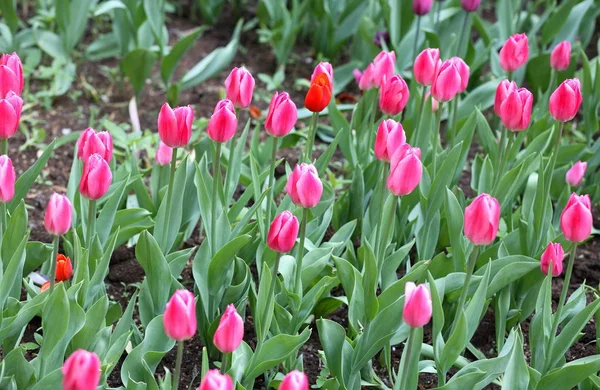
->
[56,254,73,281]
[304,73,332,113]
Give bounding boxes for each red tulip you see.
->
[225,67,255,108]
[560,193,592,242]
[499,33,529,72]
[0,91,22,139]
[550,41,571,71]
[163,290,197,341]
[549,78,582,122]
[198,370,233,390]
[56,254,73,281]
[414,48,440,86]
[464,193,500,245]
[431,60,462,102]
[403,282,432,327]
[305,73,332,113]
[44,192,72,235]
[285,163,323,208]
[62,349,101,390]
[77,128,113,162]
[213,304,244,353]
[79,154,112,200]
[207,99,238,143]
[565,161,587,187]
[387,144,422,196]
[158,103,194,148]
[379,74,409,115]
[265,92,297,137]
[374,119,406,162]
[0,52,23,98]
[0,155,15,203]
[540,242,564,277]
[498,87,533,131]
[267,211,299,253]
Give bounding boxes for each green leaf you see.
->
[536,356,600,390]
[0,0,19,33]
[143,0,166,50]
[0,234,28,311]
[441,310,467,373]
[208,234,251,297]
[96,176,129,246]
[540,0,576,44]
[504,331,529,390]
[86,229,119,305]
[161,27,205,84]
[121,48,159,97]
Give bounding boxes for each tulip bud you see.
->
[286,163,323,208]
[163,290,197,341]
[565,161,587,187]
[374,119,406,162]
[80,154,112,200]
[371,51,396,88]
[44,192,72,235]
[224,67,255,108]
[357,63,376,90]
[403,282,432,328]
[540,242,564,277]
[464,193,500,245]
[77,128,113,162]
[198,370,234,390]
[387,144,422,196]
[550,41,571,71]
[461,0,481,12]
[414,48,440,86]
[499,87,533,131]
[40,281,50,292]
[494,80,517,116]
[560,193,593,242]
[213,304,244,353]
[267,211,299,253]
[265,92,298,137]
[431,60,462,102]
[310,62,334,91]
[158,103,194,148]
[56,254,73,281]
[499,33,529,72]
[280,370,309,390]
[305,73,332,113]
[207,99,238,143]
[0,91,23,139]
[549,78,582,122]
[450,57,470,93]
[62,349,101,390]
[379,74,410,115]
[0,52,23,98]
[155,141,173,166]
[0,155,15,203]
[413,0,433,15]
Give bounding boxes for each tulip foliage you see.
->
[1,1,600,390]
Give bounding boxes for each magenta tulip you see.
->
[79,154,112,200]
[413,0,433,15]
[431,60,462,102]
[62,349,101,390]
[371,51,396,88]
[163,290,197,341]
[265,92,297,137]
[560,193,593,243]
[549,78,582,122]
[414,48,440,86]
[403,282,432,327]
[499,87,533,131]
[198,370,233,390]
[267,211,299,253]
[357,63,376,90]
[0,52,23,98]
[374,119,406,162]
[387,144,422,196]
[158,103,194,148]
[285,163,323,208]
[540,242,565,277]
[551,41,571,71]
[155,141,173,166]
[450,57,470,93]
[225,67,255,108]
[461,0,481,11]
[379,74,410,115]
[464,193,500,245]
[494,80,517,116]
[0,91,22,139]
[44,193,72,235]
[207,99,237,143]
[0,155,15,203]
[280,370,309,390]
[77,128,113,162]
[213,304,244,353]
[565,161,587,187]
[499,33,529,72]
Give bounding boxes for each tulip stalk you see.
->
[415,85,427,134]
[266,138,278,225]
[304,112,319,162]
[173,340,184,390]
[221,352,231,375]
[211,143,222,254]
[0,138,7,155]
[457,12,469,57]
[432,103,443,175]
[397,326,420,390]
[0,201,6,243]
[413,17,422,59]
[48,235,60,293]
[262,252,282,345]
[451,246,479,334]
[374,162,389,262]
[86,199,97,250]
[294,208,309,297]
[161,148,178,252]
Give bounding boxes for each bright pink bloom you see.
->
[79,154,112,200]
[0,52,23,98]
[461,0,481,11]
[357,63,376,90]
[155,141,173,166]
[413,0,433,15]
[431,60,462,102]
[374,119,406,162]
[499,33,529,72]
[44,192,72,235]
[62,349,101,390]
[224,67,255,108]
[265,92,297,137]
[158,103,194,148]
[499,87,533,131]
[403,282,432,327]
[540,242,564,277]
[77,128,113,162]
[286,163,323,208]
[387,144,422,196]
[353,68,363,86]
[565,161,587,187]
[310,62,334,91]
[207,99,237,143]
[551,41,571,71]
[0,91,22,139]
[163,290,197,341]
[280,370,309,390]
[414,48,440,86]
[213,304,244,353]
[0,155,14,203]
[267,211,299,253]
[560,193,593,242]
[464,193,500,245]
[549,78,582,122]
[198,370,233,390]
[379,75,410,115]
[450,57,470,93]
[494,80,517,116]
[371,51,396,88]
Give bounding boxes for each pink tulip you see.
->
[560,193,592,242]
[565,161,587,187]
[155,141,173,166]
[549,78,582,122]
[44,193,72,235]
[286,163,323,208]
[280,370,309,390]
[265,92,298,137]
[198,370,233,390]
[163,290,197,341]
[403,282,432,327]
[158,103,194,148]
[371,51,396,88]
[213,304,244,353]
[379,74,410,115]
[414,48,440,86]
[79,154,112,200]
[357,63,376,90]
[374,119,406,162]
[77,128,113,162]
[431,60,462,102]
[62,349,101,390]
[310,62,334,91]
[353,68,363,86]
[0,52,23,98]
[0,91,22,139]
[267,211,299,253]
[499,87,533,131]
[207,99,237,143]
[413,0,433,15]
[499,33,529,72]
[387,144,422,196]
[494,80,517,116]
[224,67,255,108]
[450,57,470,93]
[461,0,481,11]
[551,41,571,71]
[464,193,500,245]
[540,242,565,277]
[0,155,15,203]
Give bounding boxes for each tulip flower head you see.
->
[158,103,194,148]
[450,57,470,93]
[56,254,73,281]
[565,161,587,187]
[40,281,50,293]
[163,290,197,341]
[379,74,410,115]
[265,92,298,137]
[403,282,432,327]
[280,370,309,390]
[414,48,440,86]
[499,33,529,72]
[213,304,244,353]
[540,242,565,277]
[207,99,238,143]
[267,211,299,253]
[494,80,517,116]
[62,349,101,390]
[549,78,582,122]
[310,62,334,90]
[0,155,15,203]
[80,154,112,200]
[44,192,72,235]
[305,73,332,113]
[199,370,233,390]
[560,193,592,242]
[155,141,173,166]
[0,52,23,98]
[431,60,462,102]
[370,51,396,88]
[225,67,255,108]
[374,119,406,162]
[498,87,533,131]
[461,0,481,11]
[77,128,113,162]
[413,0,433,15]
[464,193,500,245]
[0,91,23,139]
[387,144,422,196]
[551,41,571,71]
[286,163,323,208]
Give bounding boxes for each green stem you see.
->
[492,127,509,195]
[398,327,419,390]
[0,139,7,155]
[295,208,309,297]
[0,201,6,244]
[377,195,398,268]
[432,103,443,176]
[413,17,421,59]
[304,112,319,162]
[161,148,177,252]
[507,71,513,82]
[435,1,442,33]
[448,98,459,147]
[221,352,231,374]
[49,235,60,293]
[86,199,97,250]
[367,91,379,158]
[374,162,389,263]
[211,143,222,255]
[415,85,427,136]
[173,340,184,390]
[451,246,479,334]
[261,252,282,345]
[266,138,278,225]
[457,11,469,57]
